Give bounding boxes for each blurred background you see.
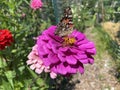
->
[0,0,120,90]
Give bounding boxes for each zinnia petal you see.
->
[27,44,57,79]
[66,55,77,65]
[50,72,57,79]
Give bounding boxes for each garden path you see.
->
[69,27,120,90]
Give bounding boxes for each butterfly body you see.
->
[55,7,74,37]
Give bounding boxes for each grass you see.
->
[92,26,111,59]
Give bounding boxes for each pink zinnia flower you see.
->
[27,44,57,79]
[30,0,43,10]
[37,26,96,76]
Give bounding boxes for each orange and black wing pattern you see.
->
[55,7,74,37]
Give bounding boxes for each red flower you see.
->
[0,29,14,50]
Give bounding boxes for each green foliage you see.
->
[0,0,52,89]
[92,26,112,58]
[104,0,120,22]
[72,0,96,32]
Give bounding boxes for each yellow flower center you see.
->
[63,36,76,46]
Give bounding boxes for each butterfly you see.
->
[55,7,74,37]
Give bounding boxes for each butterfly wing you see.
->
[55,7,74,37]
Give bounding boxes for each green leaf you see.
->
[26,66,38,78]
[18,66,25,74]
[14,81,24,90]
[11,49,17,53]
[1,79,12,90]
[31,87,39,90]
[0,57,7,68]
[23,0,29,5]
[26,66,48,88]
[4,71,16,89]
[17,0,23,6]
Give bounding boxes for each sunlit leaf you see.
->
[4,71,16,89]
